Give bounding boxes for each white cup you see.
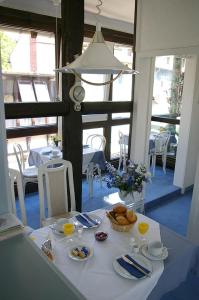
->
[148,241,164,257]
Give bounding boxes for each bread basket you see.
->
[106,211,137,232]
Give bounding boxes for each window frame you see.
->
[1,5,134,162]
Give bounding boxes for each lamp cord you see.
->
[72,69,124,86]
[96,0,103,15]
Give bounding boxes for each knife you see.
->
[121,255,151,278]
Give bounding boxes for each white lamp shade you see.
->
[57,30,138,75]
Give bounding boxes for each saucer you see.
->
[113,253,152,280]
[141,244,168,261]
[68,244,93,261]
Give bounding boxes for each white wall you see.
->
[133,0,199,242]
[132,0,199,183]
[0,56,11,214]
[174,56,199,189]
[137,0,199,55]
[187,156,199,243]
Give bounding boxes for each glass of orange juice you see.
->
[63,223,75,237]
[137,222,149,245]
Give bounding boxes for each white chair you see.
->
[9,168,27,225]
[86,134,106,151]
[38,158,78,226]
[118,131,128,171]
[85,134,106,197]
[13,143,38,194]
[149,131,171,176]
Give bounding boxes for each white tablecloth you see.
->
[28,146,105,173]
[31,210,164,300]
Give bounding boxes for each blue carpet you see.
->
[146,189,192,236]
[160,272,199,300]
[145,167,179,203]
[15,167,192,236]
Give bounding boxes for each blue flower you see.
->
[105,161,150,194]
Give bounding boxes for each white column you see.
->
[130,56,155,165]
[174,55,199,189]
[0,55,11,214]
[187,154,199,243]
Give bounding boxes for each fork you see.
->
[121,255,151,278]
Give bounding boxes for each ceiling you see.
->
[0,0,134,33]
[85,0,135,24]
[0,0,135,24]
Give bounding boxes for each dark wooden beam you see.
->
[61,0,84,212]
[0,6,133,46]
[0,6,57,32]
[6,124,57,139]
[85,24,133,45]
[83,118,130,130]
[5,102,68,119]
[151,115,180,125]
[82,101,133,114]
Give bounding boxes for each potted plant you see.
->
[105,161,151,207]
[51,135,61,147]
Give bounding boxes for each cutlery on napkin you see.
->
[117,254,151,278]
[82,214,98,226]
[75,214,93,228]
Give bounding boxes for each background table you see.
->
[28,145,106,173]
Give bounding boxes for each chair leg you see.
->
[118,156,122,171]
[123,155,127,172]
[152,155,156,176]
[162,154,167,174]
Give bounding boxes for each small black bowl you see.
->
[95,231,108,242]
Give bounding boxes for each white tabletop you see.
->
[31,210,164,300]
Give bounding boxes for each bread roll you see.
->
[113,204,127,214]
[116,215,130,225]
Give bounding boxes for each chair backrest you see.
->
[13,143,25,173]
[9,168,27,225]
[118,131,128,156]
[86,134,106,150]
[154,131,171,154]
[38,158,76,225]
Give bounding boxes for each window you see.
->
[112,44,133,119]
[1,27,56,105]
[111,124,130,159]
[152,55,186,118]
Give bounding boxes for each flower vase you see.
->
[118,190,135,209]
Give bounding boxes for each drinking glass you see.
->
[63,223,75,240]
[137,222,149,246]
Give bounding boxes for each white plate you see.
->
[141,244,168,261]
[68,245,93,261]
[113,253,152,280]
[74,213,102,229]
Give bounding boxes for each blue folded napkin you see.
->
[75,214,93,228]
[117,255,150,279]
[82,213,98,226]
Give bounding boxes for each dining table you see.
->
[28,145,106,173]
[28,145,106,197]
[30,208,199,300]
